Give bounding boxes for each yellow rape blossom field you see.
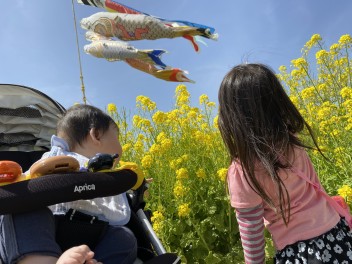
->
[108,34,352,263]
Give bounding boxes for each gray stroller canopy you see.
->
[0,84,65,151]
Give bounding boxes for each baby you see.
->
[0,104,137,264]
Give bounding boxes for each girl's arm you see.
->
[235,204,265,264]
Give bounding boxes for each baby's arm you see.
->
[235,204,265,264]
[57,245,102,264]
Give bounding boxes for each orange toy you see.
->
[29,156,80,178]
[0,161,24,185]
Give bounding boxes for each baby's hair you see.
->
[218,63,320,225]
[57,104,118,150]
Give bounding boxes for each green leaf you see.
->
[205,251,222,264]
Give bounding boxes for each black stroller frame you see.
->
[0,84,180,264]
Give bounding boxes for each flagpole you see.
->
[71,0,87,104]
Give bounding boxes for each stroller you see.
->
[0,84,180,264]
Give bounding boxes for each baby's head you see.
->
[57,104,122,159]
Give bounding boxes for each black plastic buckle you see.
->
[68,209,97,224]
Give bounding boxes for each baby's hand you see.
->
[57,245,102,264]
[146,178,154,184]
[144,178,154,198]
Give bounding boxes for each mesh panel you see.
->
[0,133,38,145]
[0,106,42,118]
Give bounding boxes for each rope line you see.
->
[71,0,87,104]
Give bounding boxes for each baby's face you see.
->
[99,123,122,163]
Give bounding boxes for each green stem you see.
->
[317,43,343,104]
[301,66,324,102]
[194,222,211,251]
[345,46,352,87]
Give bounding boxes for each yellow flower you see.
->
[178,157,184,164]
[170,159,182,170]
[329,129,339,136]
[152,221,163,235]
[178,203,191,217]
[119,121,128,130]
[342,99,352,111]
[301,87,315,99]
[289,95,299,106]
[317,106,332,120]
[346,122,352,131]
[334,147,345,154]
[136,95,156,111]
[161,138,172,150]
[133,115,142,127]
[193,131,205,142]
[201,123,208,130]
[122,143,132,152]
[177,94,190,106]
[187,110,198,120]
[141,155,153,169]
[206,102,216,108]
[175,84,187,93]
[329,43,339,55]
[199,94,209,105]
[319,120,330,133]
[335,57,348,67]
[173,181,186,197]
[311,34,322,43]
[137,134,145,141]
[338,34,352,45]
[279,65,287,72]
[156,132,167,143]
[152,111,167,124]
[337,185,352,200]
[180,104,191,113]
[134,140,144,152]
[168,109,180,121]
[213,115,219,128]
[340,87,352,99]
[317,83,328,93]
[304,34,322,49]
[151,210,165,234]
[175,85,190,106]
[217,168,228,182]
[196,168,206,179]
[151,210,164,221]
[149,143,161,155]
[291,69,303,78]
[136,119,151,130]
[291,58,307,68]
[176,168,189,180]
[315,50,329,63]
[107,103,117,113]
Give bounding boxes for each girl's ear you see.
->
[89,128,102,145]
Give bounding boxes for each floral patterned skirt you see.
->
[274,218,352,264]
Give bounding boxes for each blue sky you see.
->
[1,0,352,113]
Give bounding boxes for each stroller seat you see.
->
[0,84,180,264]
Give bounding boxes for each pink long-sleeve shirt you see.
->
[228,147,340,252]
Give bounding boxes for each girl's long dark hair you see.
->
[218,63,320,225]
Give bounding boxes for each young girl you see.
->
[217,63,352,263]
